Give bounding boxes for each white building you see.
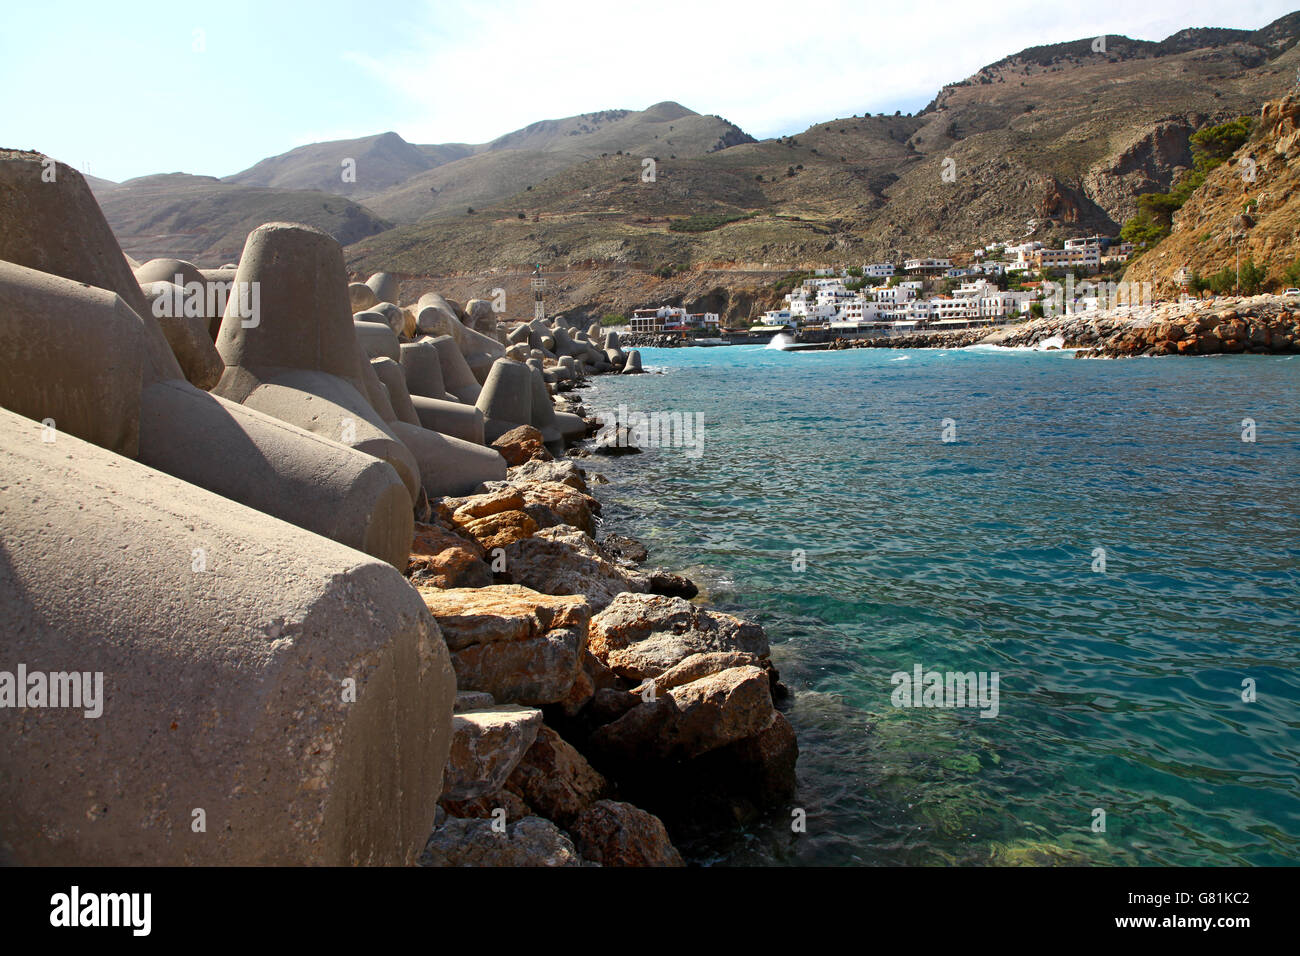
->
[862,262,895,278]
[629,306,719,333]
[904,257,952,274]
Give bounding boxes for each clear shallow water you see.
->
[583,345,1300,866]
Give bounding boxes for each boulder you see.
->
[441,705,544,802]
[418,585,591,706]
[456,509,539,551]
[569,800,684,867]
[407,521,492,589]
[588,593,769,681]
[420,816,580,867]
[492,424,554,466]
[589,665,775,762]
[504,726,606,827]
[508,458,587,491]
[499,526,645,610]
[450,486,527,521]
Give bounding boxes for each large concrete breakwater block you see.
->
[0,261,144,456]
[0,408,457,865]
[0,150,184,386]
[212,222,422,502]
[476,358,535,444]
[0,162,414,568]
[138,379,414,568]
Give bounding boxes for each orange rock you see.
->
[451,487,526,523]
[408,521,491,588]
[456,509,539,550]
[492,425,554,466]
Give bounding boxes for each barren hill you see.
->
[347,13,1300,276]
[98,175,391,265]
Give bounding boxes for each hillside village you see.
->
[629,235,1138,336]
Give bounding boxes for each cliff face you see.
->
[1125,93,1300,296]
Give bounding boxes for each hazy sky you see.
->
[2,0,1296,182]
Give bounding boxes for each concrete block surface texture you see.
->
[0,407,456,865]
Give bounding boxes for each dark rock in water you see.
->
[593,424,641,455]
[647,569,698,599]
[601,532,649,564]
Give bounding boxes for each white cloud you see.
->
[346,0,1297,145]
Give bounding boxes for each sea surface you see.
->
[582,343,1300,866]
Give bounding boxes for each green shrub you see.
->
[1120,116,1254,255]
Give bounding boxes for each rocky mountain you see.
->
[224,130,442,197]
[95,103,754,264]
[1124,91,1300,296]
[90,13,1300,282]
[219,102,753,222]
[91,173,391,265]
[347,13,1300,276]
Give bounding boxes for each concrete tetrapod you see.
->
[409,395,486,444]
[0,151,184,384]
[0,408,456,865]
[355,319,402,362]
[390,421,505,498]
[366,271,399,305]
[400,339,454,402]
[526,366,565,454]
[211,222,421,502]
[371,357,422,426]
[622,349,644,373]
[356,350,502,498]
[349,282,379,312]
[196,268,239,339]
[139,279,224,390]
[0,163,414,567]
[0,261,144,456]
[475,358,535,444]
[429,335,482,404]
[138,379,413,569]
[371,302,406,338]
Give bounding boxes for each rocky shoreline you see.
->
[828,294,1300,357]
[414,378,797,866]
[0,149,792,867]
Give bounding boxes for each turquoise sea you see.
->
[583,344,1300,866]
